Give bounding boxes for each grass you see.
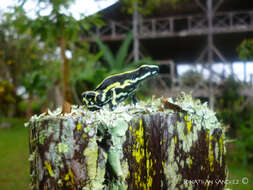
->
[226,159,253,190]
[0,118,30,190]
[0,117,252,190]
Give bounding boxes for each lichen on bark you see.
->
[27,94,226,190]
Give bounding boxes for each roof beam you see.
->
[214,0,224,13]
[194,0,206,12]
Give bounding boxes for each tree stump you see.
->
[27,94,226,190]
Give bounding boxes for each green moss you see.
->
[55,143,69,154]
[186,157,193,169]
[108,148,124,177]
[83,138,98,180]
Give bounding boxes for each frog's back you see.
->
[95,71,138,91]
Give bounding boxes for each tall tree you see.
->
[26,0,88,103]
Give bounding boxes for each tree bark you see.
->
[28,96,226,190]
[59,34,72,103]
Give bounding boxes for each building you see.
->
[84,0,253,108]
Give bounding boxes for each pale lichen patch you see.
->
[83,138,98,181]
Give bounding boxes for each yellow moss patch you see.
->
[186,157,193,169]
[130,119,155,189]
[82,133,87,139]
[76,123,82,130]
[132,120,145,164]
[44,161,55,177]
[146,145,153,189]
[219,135,224,156]
[219,135,224,166]
[207,134,214,172]
[131,120,145,188]
[184,115,192,133]
[64,169,75,185]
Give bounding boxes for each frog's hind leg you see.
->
[132,93,139,105]
[109,101,117,111]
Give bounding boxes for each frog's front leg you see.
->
[132,93,138,105]
[109,89,117,111]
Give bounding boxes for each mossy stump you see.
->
[27,95,226,190]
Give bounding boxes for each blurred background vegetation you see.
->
[0,0,253,189]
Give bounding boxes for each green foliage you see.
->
[0,6,58,115]
[0,81,15,116]
[93,32,134,70]
[94,31,155,78]
[238,39,253,60]
[23,0,104,103]
[216,76,253,166]
[120,0,190,15]
[181,70,203,87]
[0,0,106,111]
[70,44,106,94]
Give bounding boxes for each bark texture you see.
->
[27,95,226,190]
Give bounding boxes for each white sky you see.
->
[0,0,118,19]
[178,62,253,83]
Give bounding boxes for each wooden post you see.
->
[151,19,156,34]
[250,74,253,86]
[243,62,247,83]
[169,18,174,33]
[133,1,139,62]
[27,95,226,190]
[188,16,192,30]
[207,0,215,110]
[111,21,116,37]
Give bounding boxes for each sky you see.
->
[1,0,118,19]
[178,62,253,83]
[1,0,253,83]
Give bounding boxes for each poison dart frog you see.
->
[82,65,159,111]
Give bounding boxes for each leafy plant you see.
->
[216,76,253,166]
[181,70,203,87]
[238,39,253,60]
[93,31,155,77]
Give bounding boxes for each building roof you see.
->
[93,0,253,63]
[100,0,253,20]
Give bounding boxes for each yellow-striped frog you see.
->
[81,65,159,111]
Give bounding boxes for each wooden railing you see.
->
[85,10,253,41]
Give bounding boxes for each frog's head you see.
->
[138,65,159,80]
[82,91,102,111]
